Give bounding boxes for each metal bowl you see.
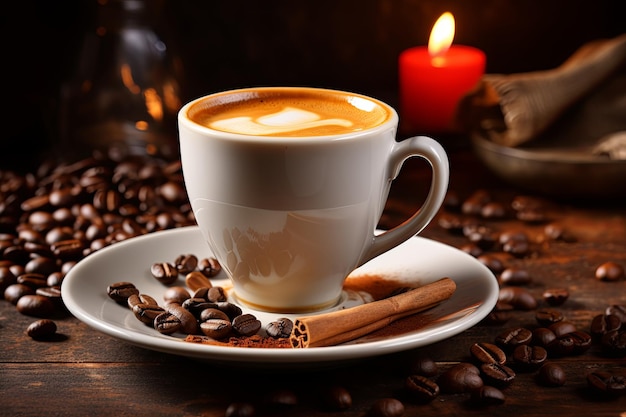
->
[471,131,626,201]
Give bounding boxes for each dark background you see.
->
[1,0,624,170]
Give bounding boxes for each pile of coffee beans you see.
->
[1,150,196,336]
[3,151,626,415]
[106,253,293,345]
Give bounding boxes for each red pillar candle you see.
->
[399,12,486,134]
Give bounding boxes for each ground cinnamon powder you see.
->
[184,274,417,348]
[343,274,412,301]
[185,334,292,348]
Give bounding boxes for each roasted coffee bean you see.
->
[46,271,64,287]
[404,374,439,403]
[547,335,575,357]
[477,253,506,274]
[590,314,621,340]
[199,307,229,322]
[224,402,255,417]
[605,305,626,323]
[535,308,564,326]
[60,261,75,275]
[182,297,216,317]
[465,226,498,250]
[49,188,78,207]
[266,317,294,338]
[600,329,626,357]
[216,301,243,320]
[532,327,557,348]
[93,189,121,212]
[192,286,211,300]
[127,293,158,309]
[4,283,35,304]
[480,363,516,387]
[321,385,352,411]
[35,286,63,308]
[498,287,537,310]
[501,235,530,257]
[16,294,55,317]
[595,261,625,281]
[437,213,464,234]
[470,385,505,405]
[232,313,262,336]
[207,286,227,302]
[570,330,593,354]
[24,241,54,258]
[544,222,567,241]
[438,362,483,394]
[121,218,144,236]
[470,342,507,365]
[154,312,182,334]
[165,303,198,334]
[198,257,221,277]
[200,317,232,339]
[536,363,566,387]
[367,398,405,417]
[151,262,179,285]
[28,211,55,231]
[26,319,57,340]
[159,181,187,204]
[499,267,532,286]
[511,195,545,212]
[155,212,176,229]
[459,243,483,258]
[548,321,577,337]
[107,281,139,303]
[542,288,569,306]
[495,327,532,351]
[17,273,47,289]
[85,223,107,241]
[587,371,626,397]
[497,229,527,245]
[163,286,190,305]
[516,208,547,223]
[461,198,485,217]
[481,202,507,219]
[511,345,547,370]
[50,239,84,260]
[3,246,30,265]
[132,303,166,325]
[21,195,50,212]
[174,254,198,275]
[25,256,58,276]
[407,355,438,377]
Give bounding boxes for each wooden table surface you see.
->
[1,144,625,417]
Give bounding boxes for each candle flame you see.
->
[428,12,455,58]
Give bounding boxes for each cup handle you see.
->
[359,135,450,265]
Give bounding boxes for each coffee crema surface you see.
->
[187,88,391,137]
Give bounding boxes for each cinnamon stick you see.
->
[289,277,456,348]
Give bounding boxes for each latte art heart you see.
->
[187,87,390,137]
[210,107,354,136]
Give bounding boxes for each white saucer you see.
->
[61,226,498,367]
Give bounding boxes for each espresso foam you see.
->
[188,89,391,137]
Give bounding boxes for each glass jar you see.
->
[59,0,185,160]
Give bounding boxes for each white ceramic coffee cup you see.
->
[178,87,449,313]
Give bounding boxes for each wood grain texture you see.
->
[1,150,625,416]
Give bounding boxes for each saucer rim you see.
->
[61,226,498,366]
